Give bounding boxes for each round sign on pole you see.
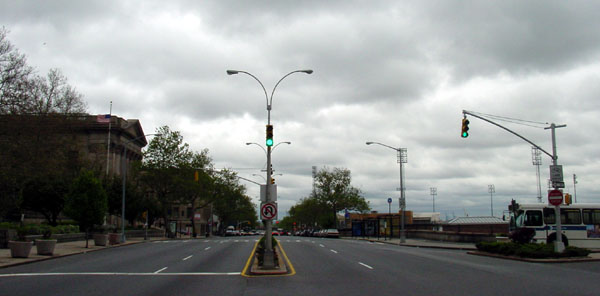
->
[261,202,278,220]
[548,189,563,206]
[387,198,392,204]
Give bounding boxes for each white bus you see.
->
[510,203,600,249]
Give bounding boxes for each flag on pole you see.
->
[97,114,111,123]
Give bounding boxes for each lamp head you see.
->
[302,70,313,74]
[366,142,374,145]
[226,70,239,75]
[245,142,252,145]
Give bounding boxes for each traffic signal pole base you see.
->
[554,241,565,253]
[262,250,275,269]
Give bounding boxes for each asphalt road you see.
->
[1,237,599,296]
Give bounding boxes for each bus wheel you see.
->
[546,233,569,247]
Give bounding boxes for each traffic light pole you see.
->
[227,69,313,269]
[462,110,566,252]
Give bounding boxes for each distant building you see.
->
[441,216,509,234]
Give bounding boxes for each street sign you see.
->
[260,202,278,220]
[399,197,406,208]
[550,165,563,182]
[552,181,565,189]
[259,184,277,202]
[387,198,392,204]
[548,189,563,206]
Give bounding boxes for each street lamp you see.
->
[121,133,161,243]
[246,141,291,156]
[366,141,408,243]
[229,69,312,268]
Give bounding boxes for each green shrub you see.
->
[477,241,591,258]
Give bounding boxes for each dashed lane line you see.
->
[358,262,374,270]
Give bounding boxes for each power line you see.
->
[469,111,549,129]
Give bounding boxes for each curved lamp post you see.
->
[228,69,312,268]
[366,141,407,243]
[121,133,161,243]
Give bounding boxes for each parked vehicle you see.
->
[325,229,340,238]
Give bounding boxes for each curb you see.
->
[243,240,294,277]
[357,238,477,251]
[467,251,600,263]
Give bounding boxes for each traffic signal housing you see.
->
[461,117,470,138]
[266,124,274,147]
[565,193,572,205]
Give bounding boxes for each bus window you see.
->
[543,208,582,225]
[583,209,600,225]
[543,208,555,225]
[524,210,543,226]
[563,209,582,225]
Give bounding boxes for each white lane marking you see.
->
[319,244,325,247]
[0,272,241,277]
[204,247,211,251]
[296,240,301,242]
[154,267,168,274]
[358,262,373,270]
[244,240,249,242]
[234,240,239,242]
[183,240,189,243]
[330,249,338,254]
[182,255,193,261]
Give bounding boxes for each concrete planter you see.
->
[108,233,120,245]
[93,234,108,246]
[8,241,33,258]
[35,239,57,255]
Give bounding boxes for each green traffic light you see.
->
[462,132,468,138]
[266,138,274,146]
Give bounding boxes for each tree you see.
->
[64,170,108,248]
[312,167,369,228]
[21,177,68,226]
[0,28,87,221]
[212,169,257,232]
[141,126,194,236]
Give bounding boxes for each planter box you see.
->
[93,234,108,246]
[35,239,57,255]
[108,233,120,245]
[8,241,33,258]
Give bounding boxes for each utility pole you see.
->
[546,123,567,253]
[532,147,542,203]
[573,174,578,203]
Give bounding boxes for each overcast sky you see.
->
[2,0,599,219]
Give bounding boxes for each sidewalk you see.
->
[352,237,478,250]
[0,237,166,269]
[351,236,600,262]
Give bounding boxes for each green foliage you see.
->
[64,170,108,233]
[476,241,591,258]
[287,167,370,228]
